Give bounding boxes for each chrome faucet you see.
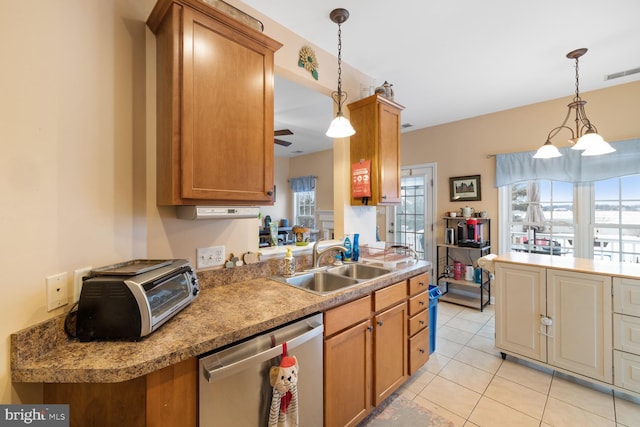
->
[312,240,348,268]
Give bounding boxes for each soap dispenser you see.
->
[283,248,295,276]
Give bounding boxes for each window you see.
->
[289,175,316,230]
[501,175,640,262]
[293,190,316,229]
[508,180,575,256]
[593,175,640,262]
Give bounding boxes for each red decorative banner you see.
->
[352,160,371,198]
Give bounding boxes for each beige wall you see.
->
[401,80,640,253]
[289,149,334,213]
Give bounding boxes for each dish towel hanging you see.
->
[268,342,299,427]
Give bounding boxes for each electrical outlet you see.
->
[196,245,225,269]
[46,272,69,311]
[73,266,92,303]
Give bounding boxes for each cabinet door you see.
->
[181,8,275,203]
[377,102,401,205]
[547,269,612,383]
[373,302,407,406]
[324,320,372,427]
[495,263,546,362]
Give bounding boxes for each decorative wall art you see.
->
[450,175,481,202]
[298,46,319,80]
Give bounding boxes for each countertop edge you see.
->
[12,261,430,384]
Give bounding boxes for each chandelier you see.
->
[534,48,615,159]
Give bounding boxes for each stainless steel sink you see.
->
[326,263,391,280]
[273,271,360,295]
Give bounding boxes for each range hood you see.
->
[176,206,259,220]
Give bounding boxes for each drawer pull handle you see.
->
[418,348,425,354]
[367,326,374,332]
[377,321,383,327]
[419,281,425,287]
[419,301,425,306]
[419,320,425,325]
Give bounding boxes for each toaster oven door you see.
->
[143,270,194,332]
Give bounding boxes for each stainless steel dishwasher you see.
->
[199,313,324,426]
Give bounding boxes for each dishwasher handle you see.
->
[203,322,324,383]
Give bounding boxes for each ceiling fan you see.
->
[274,129,293,146]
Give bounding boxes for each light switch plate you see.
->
[46,272,69,311]
[197,245,225,269]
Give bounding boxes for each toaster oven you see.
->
[76,259,199,341]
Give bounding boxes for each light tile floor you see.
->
[398,301,640,427]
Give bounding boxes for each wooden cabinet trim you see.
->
[409,310,429,337]
[408,273,429,296]
[374,281,407,312]
[324,295,372,337]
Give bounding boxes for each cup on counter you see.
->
[449,211,457,218]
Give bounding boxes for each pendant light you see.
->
[325,8,355,138]
[534,48,615,159]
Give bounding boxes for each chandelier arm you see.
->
[576,102,596,133]
[547,125,575,142]
[546,107,575,141]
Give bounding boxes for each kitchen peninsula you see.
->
[494,252,640,398]
[11,252,430,426]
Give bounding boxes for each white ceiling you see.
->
[247,0,640,157]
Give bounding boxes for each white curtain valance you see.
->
[495,139,640,187]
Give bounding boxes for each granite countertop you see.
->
[11,259,430,384]
[495,252,640,278]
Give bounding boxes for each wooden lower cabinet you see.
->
[43,357,197,427]
[373,301,408,406]
[325,275,431,427]
[324,296,373,427]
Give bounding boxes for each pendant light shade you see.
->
[533,139,562,159]
[326,112,355,138]
[325,8,355,138]
[534,48,615,159]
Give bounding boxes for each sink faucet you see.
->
[312,240,348,268]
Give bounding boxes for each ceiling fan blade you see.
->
[274,129,293,136]
[274,138,292,147]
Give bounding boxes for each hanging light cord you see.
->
[333,21,347,113]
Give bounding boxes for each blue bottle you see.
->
[352,233,360,261]
[343,236,352,261]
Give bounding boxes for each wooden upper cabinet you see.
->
[348,94,404,206]
[147,0,282,205]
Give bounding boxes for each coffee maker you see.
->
[458,218,485,247]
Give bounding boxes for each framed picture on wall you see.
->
[450,175,481,201]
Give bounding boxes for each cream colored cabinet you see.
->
[147,0,282,206]
[495,263,546,362]
[495,263,612,383]
[547,269,612,382]
[348,94,404,206]
[613,277,640,393]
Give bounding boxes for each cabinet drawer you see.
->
[408,291,429,316]
[409,310,429,337]
[374,281,406,312]
[614,350,640,393]
[614,313,640,354]
[408,273,429,296]
[409,327,430,375]
[614,277,640,316]
[324,295,372,337]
